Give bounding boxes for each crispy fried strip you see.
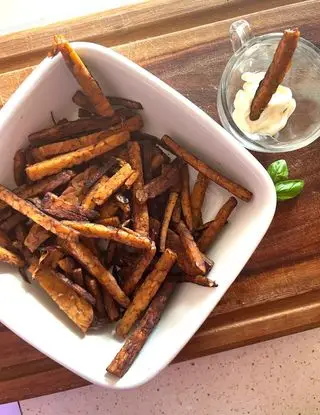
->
[34,266,93,332]
[55,272,96,306]
[159,191,178,252]
[73,90,143,111]
[52,35,113,117]
[102,287,120,321]
[116,249,176,337]
[150,153,166,172]
[250,29,300,121]
[197,197,237,252]
[123,170,139,190]
[107,282,175,377]
[24,223,51,253]
[105,241,117,268]
[84,275,105,317]
[97,216,120,227]
[59,238,130,307]
[81,176,109,210]
[58,256,76,275]
[14,223,27,243]
[175,220,206,275]
[0,246,24,267]
[31,115,143,162]
[99,198,119,219]
[0,170,75,211]
[26,132,130,181]
[72,267,85,287]
[162,135,252,202]
[180,164,193,231]
[62,221,152,250]
[0,213,26,232]
[128,141,149,236]
[171,195,181,224]
[0,185,79,242]
[122,242,157,295]
[41,192,98,221]
[13,149,27,186]
[135,159,180,204]
[183,274,217,287]
[191,172,209,229]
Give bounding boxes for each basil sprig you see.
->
[267,160,304,201]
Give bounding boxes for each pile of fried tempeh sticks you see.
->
[0,35,252,377]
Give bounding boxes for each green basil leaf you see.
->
[267,159,289,183]
[275,180,304,201]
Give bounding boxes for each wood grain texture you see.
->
[1,0,320,403]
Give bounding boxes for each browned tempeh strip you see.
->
[0,185,79,242]
[123,170,139,190]
[184,274,217,287]
[180,164,193,231]
[13,149,27,186]
[135,159,180,204]
[197,197,237,252]
[34,266,93,333]
[73,90,143,111]
[52,35,113,117]
[24,223,51,253]
[107,282,175,377]
[0,213,26,232]
[26,132,130,181]
[250,29,300,121]
[41,192,98,221]
[191,172,209,229]
[14,223,27,243]
[0,246,25,267]
[58,256,76,275]
[128,141,149,236]
[102,286,120,321]
[159,191,179,252]
[0,229,13,249]
[55,272,96,306]
[171,195,181,224]
[116,249,176,337]
[62,221,152,250]
[0,170,75,211]
[175,220,206,275]
[84,275,106,317]
[59,238,130,307]
[72,268,85,287]
[162,135,252,202]
[81,176,109,210]
[99,198,119,219]
[122,242,157,295]
[31,115,143,162]
[97,216,120,227]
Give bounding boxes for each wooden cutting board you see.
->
[1,0,320,403]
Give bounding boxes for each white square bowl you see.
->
[0,42,276,389]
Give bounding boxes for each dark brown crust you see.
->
[55,272,96,306]
[84,275,106,317]
[24,223,51,253]
[191,172,209,229]
[123,170,139,190]
[107,282,175,377]
[116,249,177,337]
[58,238,130,307]
[183,274,217,287]
[250,28,300,121]
[197,197,238,252]
[13,149,27,186]
[0,245,25,267]
[52,35,113,117]
[159,191,178,252]
[0,229,13,249]
[14,223,27,243]
[162,135,252,202]
[175,220,206,275]
[0,185,79,242]
[58,256,77,275]
[180,164,193,231]
[72,268,85,287]
[102,287,120,321]
[0,213,26,232]
[72,90,143,111]
[135,159,181,204]
[41,192,99,221]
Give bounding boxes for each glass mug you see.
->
[217,20,320,153]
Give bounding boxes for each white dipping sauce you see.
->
[232,72,296,136]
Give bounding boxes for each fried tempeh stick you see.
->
[159,191,179,252]
[171,195,181,224]
[0,185,79,242]
[197,197,237,252]
[56,272,96,306]
[97,216,120,227]
[52,35,113,117]
[0,213,26,232]
[191,172,209,229]
[123,170,139,190]
[175,220,206,275]
[128,141,149,236]
[73,90,143,111]
[34,266,93,333]
[62,221,152,250]
[58,256,77,275]
[0,170,75,211]
[162,135,252,202]
[135,159,180,204]
[59,238,130,307]
[0,246,25,267]
[102,287,120,321]
[122,242,157,295]
[84,275,105,317]
[81,176,109,209]
[250,28,300,121]
[72,268,85,287]
[180,164,193,231]
[26,132,130,181]
[41,192,98,221]
[116,248,176,337]
[0,229,13,249]
[31,115,143,162]
[107,282,175,377]
[24,223,51,253]
[13,149,27,186]
[183,274,217,287]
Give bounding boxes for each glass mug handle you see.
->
[230,20,252,52]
